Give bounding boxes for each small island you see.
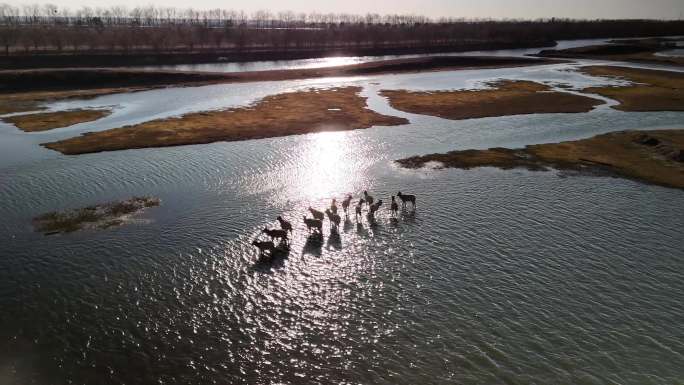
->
[580,66,684,112]
[33,196,160,234]
[4,108,112,132]
[42,87,408,155]
[396,129,684,190]
[379,80,604,121]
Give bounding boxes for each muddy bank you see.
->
[580,66,684,111]
[33,196,160,234]
[380,80,603,121]
[396,129,684,190]
[0,40,555,70]
[536,44,684,66]
[4,109,112,132]
[43,87,408,155]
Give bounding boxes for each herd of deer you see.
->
[251,190,416,256]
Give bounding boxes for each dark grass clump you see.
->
[33,196,160,235]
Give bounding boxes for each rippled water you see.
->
[1,43,683,385]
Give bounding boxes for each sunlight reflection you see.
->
[302,56,363,69]
[299,131,351,200]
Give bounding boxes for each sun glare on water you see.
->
[298,130,352,200]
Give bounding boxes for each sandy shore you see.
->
[396,129,684,190]
[43,87,408,155]
[380,80,604,120]
[4,109,112,132]
[580,66,684,112]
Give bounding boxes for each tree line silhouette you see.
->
[1,4,683,56]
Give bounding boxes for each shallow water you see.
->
[1,47,684,385]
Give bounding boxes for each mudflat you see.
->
[379,80,604,120]
[43,87,408,155]
[396,129,684,190]
[580,66,684,111]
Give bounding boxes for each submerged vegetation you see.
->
[32,196,160,234]
[380,80,604,120]
[396,129,684,190]
[42,86,408,155]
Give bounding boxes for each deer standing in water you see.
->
[308,207,325,221]
[341,194,352,216]
[390,196,399,217]
[397,191,416,208]
[303,216,323,233]
[252,240,276,255]
[276,216,293,233]
[363,190,374,208]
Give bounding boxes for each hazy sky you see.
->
[7,0,684,19]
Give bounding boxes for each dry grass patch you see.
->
[43,86,408,155]
[4,108,111,132]
[380,80,603,120]
[581,66,684,112]
[397,129,684,190]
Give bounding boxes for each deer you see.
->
[369,199,383,216]
[330,199,338,216]
[303,216,323,233]
[355,199,363,220]
[252,240,276,255]
[276,216,293,233]
[363,190,374,208]
[262,227,289,244]
[341,194,352,215]
[325,208,341,229]
[308,206,325,221]
[390,196,398,216]
[397,191,416,208]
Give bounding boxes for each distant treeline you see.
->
[1,4,684,55]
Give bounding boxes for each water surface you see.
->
[1,49,683,385]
